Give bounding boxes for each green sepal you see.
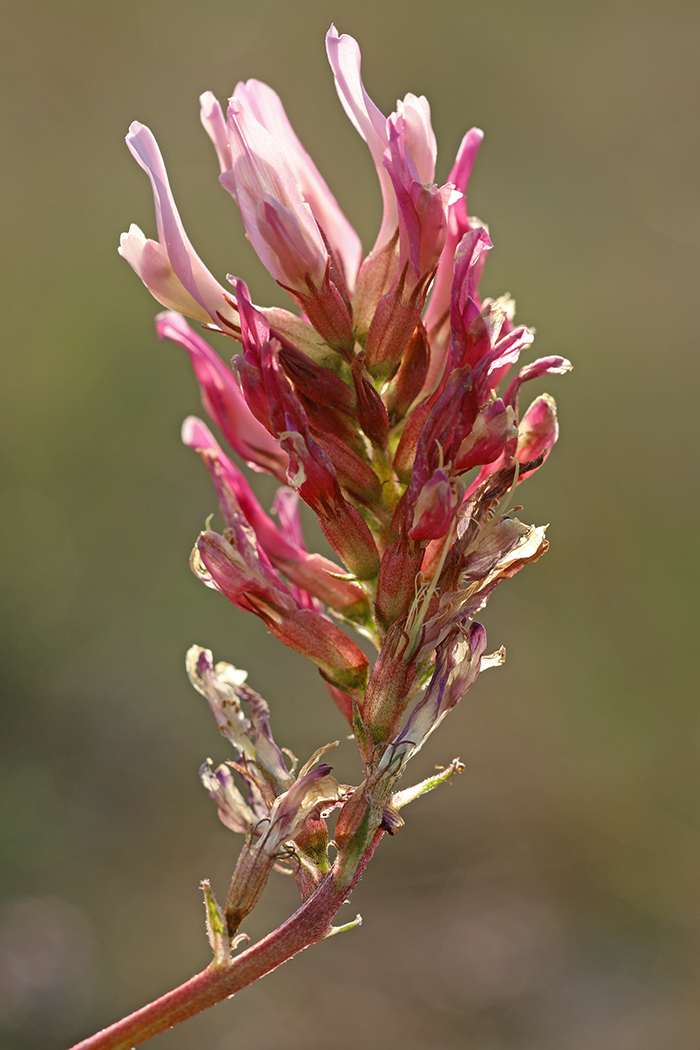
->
[201,879,229,967]
[391,758,465,811]
[352,699,372,765]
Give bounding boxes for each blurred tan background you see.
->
[1,0,698,1047]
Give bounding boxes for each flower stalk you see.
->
[68,830,384,1050]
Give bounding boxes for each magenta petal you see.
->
[504,355,573,408]
[199,91,232,173]
[181,417,289,556]
[473,325,535,399]
[516,393,560,464]
[423,127,484,390]
[453,399,518,473]
[449,227,493,370]
[408,469,459,540]
[383,125,451,294]
[156,311,287,479]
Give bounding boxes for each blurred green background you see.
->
[1,0,698,1047]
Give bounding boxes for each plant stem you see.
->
[67,829,384,1050]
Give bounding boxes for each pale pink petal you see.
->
[232,79,363,291]
[221,103,328,292]
[326,25,396,252]
[121,122,237,329]
[181,415,218,452]
[199,91,232,172]
[392,93,437,185]
[119,224,210,321]
[199,760,256,834]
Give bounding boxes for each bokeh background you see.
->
[1,0,698,1047]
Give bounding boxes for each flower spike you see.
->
[116,28,571,1004]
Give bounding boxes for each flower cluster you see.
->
[120,26,570,931]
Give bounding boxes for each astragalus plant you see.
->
[71,25,570,1050]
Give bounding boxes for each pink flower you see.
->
[222,101,329,294]
[325,25,396,254]
[194,530,369,697]
[216,99,354,351]
[182,417,371,620]
[123,26,570,766]
[158,312,288,480]
[119,123,238,331]
[359,126,458,382]
[220,80,362,293]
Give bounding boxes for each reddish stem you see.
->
[67,830,384,1050]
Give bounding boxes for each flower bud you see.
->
[375,534,424,632]
[516,393,559,464]
[384,322,430,426]
[408,469,461,541]
[313,433,382,506]
[362,623,418,744]
[194,531,369,693]
[351,353,390,450]
[363,279,425,384]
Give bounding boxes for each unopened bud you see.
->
[351,353,389,450]
[375,536,424,632]
[363,281,422,384]
[516,393,559,464]
[393,400,431,483]
[408,470,460,541]
[314,432,382,505]
[362,624,418,744]
[384,322,430,426]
